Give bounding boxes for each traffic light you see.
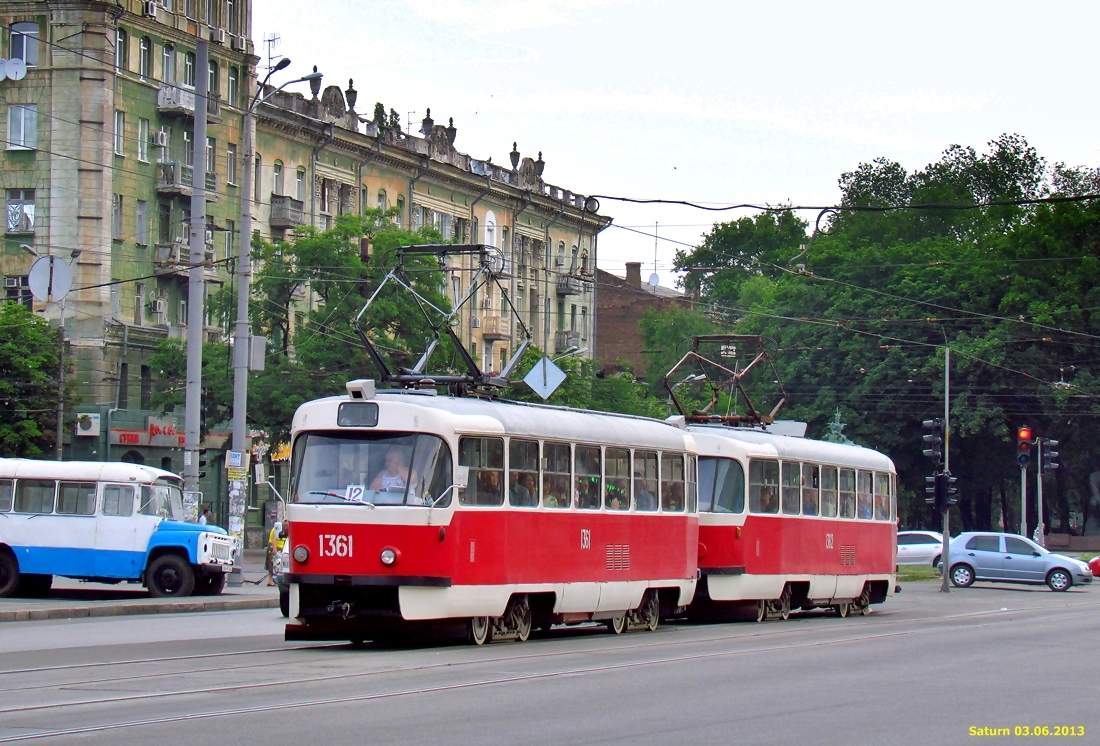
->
[1017,426,1032,467]
[1044,440,1060,473]
[925,475,937,507]
[922,419,944,465]
[942,471,958,507]
[198,448,208,479]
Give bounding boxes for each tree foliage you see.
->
[0,303,64,457]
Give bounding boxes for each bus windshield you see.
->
[291,431,453,507]
[140,481,185,520]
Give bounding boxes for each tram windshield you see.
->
[140,481,185,520]
[291,432,453,507]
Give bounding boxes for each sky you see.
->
[253,0,1100,289]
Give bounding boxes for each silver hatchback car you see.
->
[948,532,1093,591]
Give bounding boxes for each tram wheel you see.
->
[833,602,850,618]
[513,597,532,642]
[777,586,792,621]
[642,593,659,632]
[755,600,767,623]
[468,616,492,646]
[606,614,626,635]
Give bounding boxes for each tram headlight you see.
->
[292,545,310,564]
[380,547,398,566]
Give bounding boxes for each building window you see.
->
[253,154,261,202]
[273,160,283,195]
[377,190,387,210]
[182,128,193,165]
[185,0,196,19]
[581,307,588,340]
[10,22,39,67]
[140,366,152,409]
[6,105,37,150]
[139,37,151,80]
[227,0,239,35]
[135,283,145,325]
[113,111,125,155]
[136,200,148,245]
[205,0,216,26]
[227,66,239,107]
[183,52,195,87]
[206,136,215,173]
[557,241,566,269]
[227,143,237,184]
[158,202,172,243]
[115,28,128,71]
[484,210,497,247]
[208,61,218,96]
[162,44,175,83]
[6,190,35,234]
[112,194,124,239]
[396,196,405,228]
[295,167,305,200]
[138,118,150,161]
[158,124,171,162]
[224,219,234,261]
[119,362,130,409]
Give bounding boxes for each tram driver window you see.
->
[0,479,12,512]
[574,445,601,510]
[699,457,745,513]
[748,460,779,514]
[802,464,820,517]
[543,442,571,509]
[857,470,873,519]
[874,472,891,521]
[509,439,539,508]
[459,437,504,506]
[781,461,801,515]
[661,453,685,512]
[820,466,838,518]
[634,451,658,512]
[605,448,630,510]
[839,468,856,518]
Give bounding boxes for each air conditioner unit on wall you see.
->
[76,413,101,437]
[154,297,167,313]
[153,130,169,148]
[212,28,226,45]
[471,316,481,328]
[144,1,159,20]
[4,277,19,288]
[230,35,245,52]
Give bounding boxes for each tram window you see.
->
[0,479,12,512]
[890,474,897,522]
[874,472,890,521]
[543,441,571,509]
[661,453,685,512]
[780,461,800,515]
[411,434,454,508]
[839,468,856,519]
[686,456,698,513]
[574,445,601,510]
[802,464,820,517]
[605,448,630,510]
[857,470,873,519]
[508,439,539,508]
[705,458,745,513]
[15,479,55,514]
[820,466,838,518]
[749,460,779,514]
[459,437,504,506]
[634,451,658,512]
[57,482,97,515]
[102,485,135,517]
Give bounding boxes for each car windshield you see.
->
[140,481,184,520]
[290,431,453,507]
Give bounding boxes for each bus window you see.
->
[459,437,504,506]
[0,479,11,512]
[857,470,873,519]
[102,485,135,517]
[15,479,55,514]
[57,482,96,515]
[781,461,800,515]
[509,439,539,508]
[575,445,601,510]
[839,468,856,518]
[749,460,779,513]
[543,442,571,509]
[604,448,629,511]
[820,466,838,517]
[140,483,184,520]
[634,451,658,512]
[874,472,890,520]
[661,453,685,512]
[802,464,820,516]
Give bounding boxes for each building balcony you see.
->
[157,84,221,123]
[481,315,510,341]
[556,275,583,295]
[270,194,305,230]
[555,330,581,354]
[156,162,219,202]
[154,242,222,282]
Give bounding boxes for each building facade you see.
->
[596,262,691,378]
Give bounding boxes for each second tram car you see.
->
[284,380,700,644]
[688,426,897,620]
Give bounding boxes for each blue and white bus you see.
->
[0,459,238,598]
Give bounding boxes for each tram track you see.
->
[1,597,1094,741]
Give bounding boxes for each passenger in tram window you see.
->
[802,488,819,516]
[759,486,778,513]
[510,472,536,507]
[606,478,629,510]
[370,447,416,495]
[634,472,657,512]
[575,475,600,510]
[544,475,569,508]
[802,463,820,517]
[477,470,502,505]
[856,470,873,519]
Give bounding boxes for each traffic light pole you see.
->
[940,347,950,593]
[1019,466,1027,537]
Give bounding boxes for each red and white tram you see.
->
[283,379,700,644]
[687,426,897,620]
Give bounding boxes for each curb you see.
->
[0,596,279,623]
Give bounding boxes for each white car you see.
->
[897,530,943,566]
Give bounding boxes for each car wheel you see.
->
[147,555,196,598]
[950,564,975,588]
[1047,568,1072,592]
[932,555,941,568]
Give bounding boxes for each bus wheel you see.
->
[147,555,196,598]
[606,614,626,635]
[468,616,492,646]
[0,553,19,598]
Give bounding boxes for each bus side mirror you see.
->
[455,466,469,490]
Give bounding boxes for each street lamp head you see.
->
[19,243,38,258]
[273,57,291,72]
[300,71,323,82]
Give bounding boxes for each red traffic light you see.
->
[1017,426,1032,441]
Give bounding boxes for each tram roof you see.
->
[297,390,695,451]
[687,425,895,471]
[0,458,182,483]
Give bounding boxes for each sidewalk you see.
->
[0,549,280,623]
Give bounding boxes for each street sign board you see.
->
[27,256,73,302]
[523,356,566,400]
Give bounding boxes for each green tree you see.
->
[0,303,64,457]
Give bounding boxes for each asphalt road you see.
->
[1,582,1097,745]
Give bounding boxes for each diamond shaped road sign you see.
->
[523,355,566,400]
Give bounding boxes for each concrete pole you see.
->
[55,300,65,460]
[233,86,253,455]
[1036,442,1044,546]
[183,42,209,494]
[940,346,950,592]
